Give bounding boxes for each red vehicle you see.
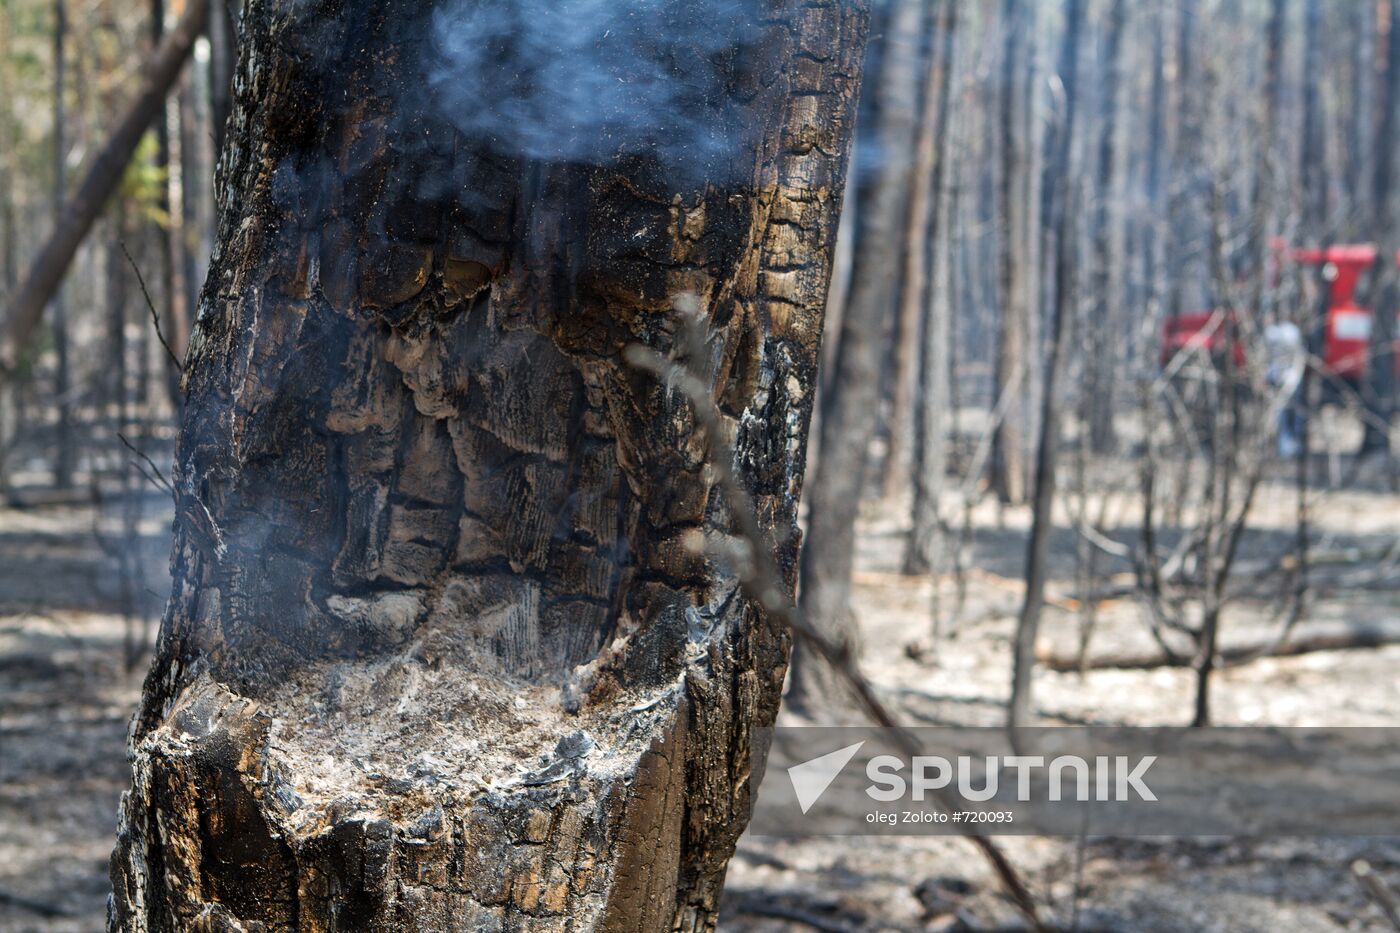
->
[1288,243,1377,385]
[1159,310,1246,371]
[1160,242,1400,391]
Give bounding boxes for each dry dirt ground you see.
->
[2,453,1399,932]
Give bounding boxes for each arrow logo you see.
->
[787,741,865,814]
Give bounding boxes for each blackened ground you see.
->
[3,439,1400,932]
[0,483,168,933]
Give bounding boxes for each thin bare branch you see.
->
[120,241,182,375]
[117,431,174,498]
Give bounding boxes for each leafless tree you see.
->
[791,0,922,712]
[1008,0,1084,729]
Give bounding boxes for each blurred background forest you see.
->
[3,0,1400,929]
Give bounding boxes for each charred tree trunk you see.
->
[1008,0,1082,729]
[0,0,13,305]
[990,0,1027,505]
[1343,0,1374,236]
[1084,0,1125,454]
[789,0,920,712]
[904,0,958,576]
[108,1,866,930]
[1363,0,1399,455]
[150,0,188,414]
[176,80,204,352]
[820,148,856,407]
[0,0,16,492]
[105,234,128,434]
[1139,0,1167,365]
[51,0,75,488]
[1246,0,1285,328]
[99,0,128,428]
[1300,0,1327,237]
[881,4,934,503]
[207,0,236,158]
[1284,0,1326,702]
[1165,0,1200,325]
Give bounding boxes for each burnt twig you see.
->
[120,241,182,374]
[117,431,174,498]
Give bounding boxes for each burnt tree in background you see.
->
[903,0,959,577]
[50,0,74,487]
[0,0,15,491]
[990,0,1029,506]
[107,0,866,928]
[1363,0,1399,455]
[0,0,206,384]
[790,0,920,712]
[1008,0,1083,729]
[1084,0,1125,454]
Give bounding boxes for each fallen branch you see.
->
[724,896,868,933]
[0,889,74,918]
[856,568,1093,614]
[1278,545,1399,572]
[0,0,206,374]
[4,483,99,510]
[1037,622,1400,672]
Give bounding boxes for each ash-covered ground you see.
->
[2,444,1399,932]
[726,476,1400,933]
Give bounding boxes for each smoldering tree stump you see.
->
[108,0,866,930]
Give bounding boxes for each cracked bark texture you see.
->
[107,1,867,930]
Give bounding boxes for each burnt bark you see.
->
[108,1,866,931]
